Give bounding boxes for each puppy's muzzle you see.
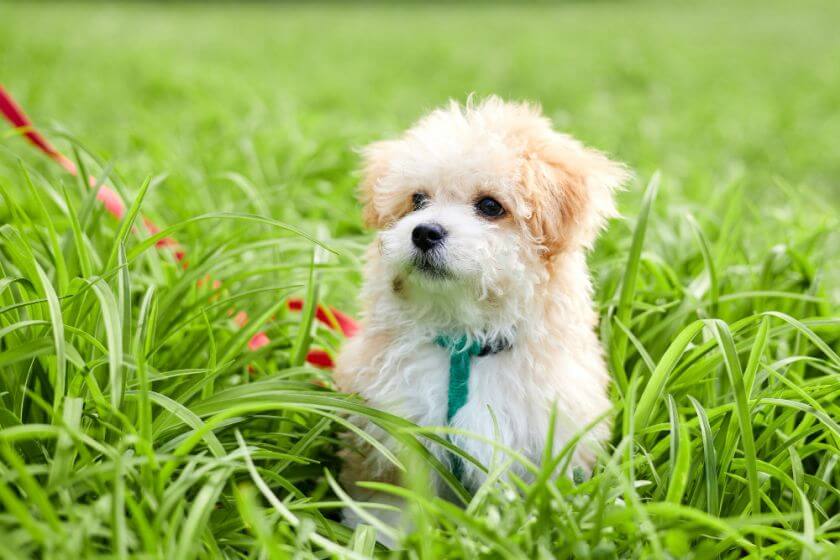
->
[412,222,447,252]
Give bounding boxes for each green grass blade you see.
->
[19,162,69,294]
[88,277,124,409]
[60,184,93,279]
[0,441,63,534]
[33,261,65,412]
[610,171,660,391]
[688,396,720,516]
[709,320,761,519]
[170,468,229,560]
[104,176,151,272]
[634,320,704,431]
[743,316,769,397]
[665,394,691,504]
[290,250,318,368]
[686,214,719,316]
[47,396,82,490]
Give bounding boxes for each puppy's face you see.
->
[360,98,628,330]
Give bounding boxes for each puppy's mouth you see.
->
[410,252,451,279]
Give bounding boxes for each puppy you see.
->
[335,97,628,529]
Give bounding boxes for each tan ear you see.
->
[358,140,398,229]
[523,134,629,254]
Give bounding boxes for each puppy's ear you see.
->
[358,140,398,229]
[523,133,629,254]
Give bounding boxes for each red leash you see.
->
[0,84,356,368]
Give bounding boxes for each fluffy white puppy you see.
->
[336,97,628,527]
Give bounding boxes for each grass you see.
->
[1,1,839,558]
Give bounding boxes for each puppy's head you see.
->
[359,97,628,330]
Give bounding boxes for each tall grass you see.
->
[2,135,838,558]
[1,1,839,558]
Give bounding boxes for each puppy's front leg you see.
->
[334,334,413,545]
[337,429,408,547]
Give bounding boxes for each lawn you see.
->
[0,1,839,558]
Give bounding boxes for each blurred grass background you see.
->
[4,1,839,305]
[3,1,839,210]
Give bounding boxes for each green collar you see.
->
[435,335,484,423]
[435,334,512,484]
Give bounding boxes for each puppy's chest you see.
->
[375,343,540,431]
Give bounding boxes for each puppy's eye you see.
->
[412,192,429,211]
[475,197,505,218]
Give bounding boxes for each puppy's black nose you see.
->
[412,223,447,252]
